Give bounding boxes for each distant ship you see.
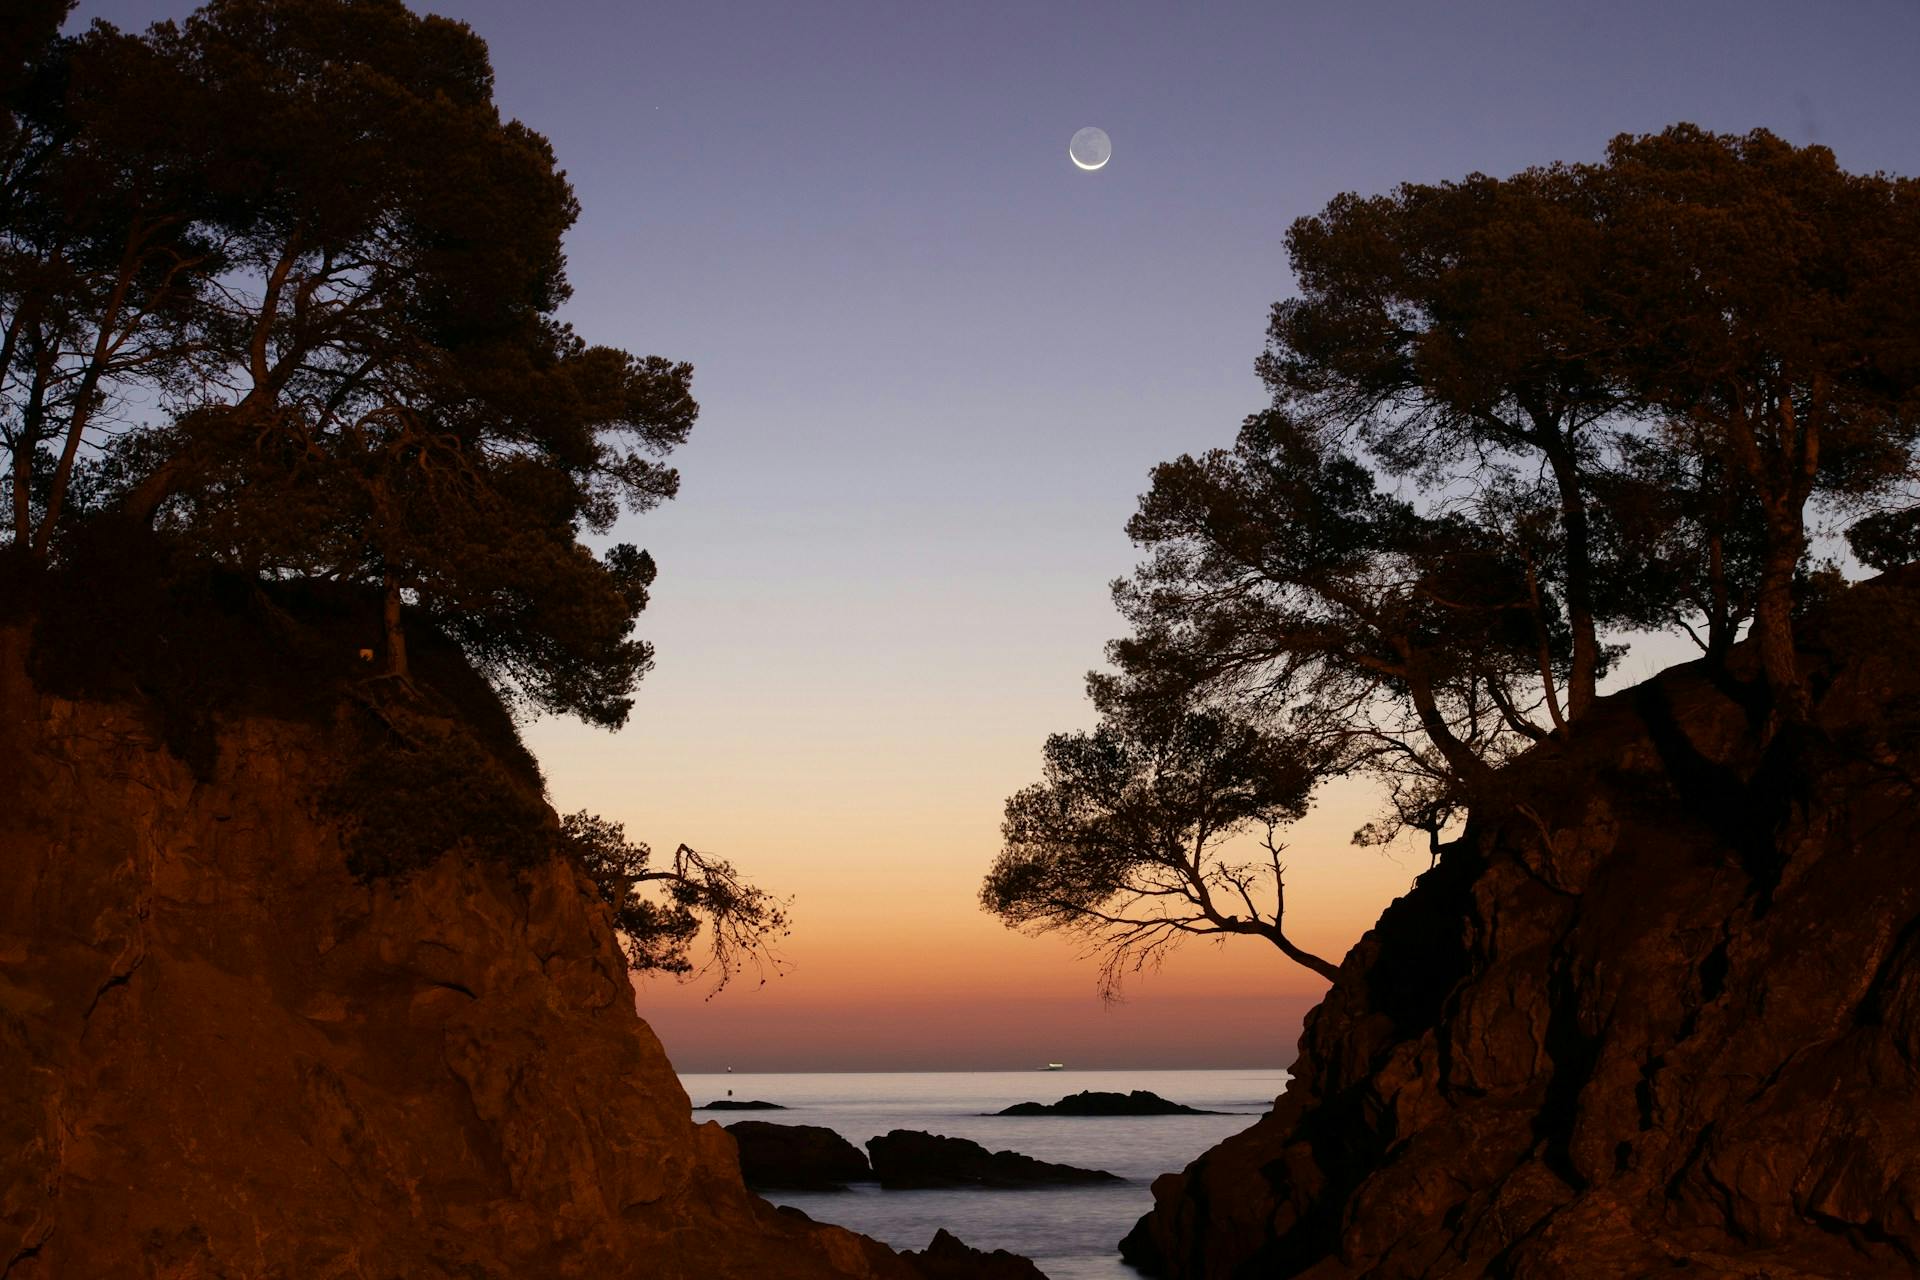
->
[1039,1062,1065,1071]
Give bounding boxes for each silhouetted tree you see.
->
[991,124,1920,994]
[1266,165,1627,719]
[2,13,217,554]
[982,706,1338,989]
[564,811,790,990]
[1263,130,1920,724]
[1600,126,1920,717]
[3,0,784,937]
[4,0,696,728]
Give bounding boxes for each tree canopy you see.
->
[986,125,1920,993]
[3,0,694,727]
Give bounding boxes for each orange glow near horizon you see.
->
[530,684,1428,1071]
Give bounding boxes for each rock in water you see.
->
[697,1099,788,1110]
[996,1089,1221,1116]
[726,1121,872,1189]
[901,1228,1049,1279]
[0,623,916,1279]
[1122,567,1920,1278]
[866,1129,1120,1189]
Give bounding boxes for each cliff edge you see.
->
[1123,567,1920,1279]
[0,608,912,1279]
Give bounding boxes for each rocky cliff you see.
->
[0,616,916,1280]
[1122,567,1920,1279]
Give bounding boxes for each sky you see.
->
[79,0,1920,1071]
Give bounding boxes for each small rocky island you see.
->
[867,1130,1121,1189]
[995,1090,1223,1116]
[721,1121,1120,1192]
[726,1122,871,1190]
[695,1099,788,1111]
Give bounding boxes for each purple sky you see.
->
[74,0,1920,1070]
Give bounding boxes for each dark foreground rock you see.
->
[996,1090,1221,1116]
[727,1121,872,1189]
[698,1099,788,1110]
[866,1130,1120,1189]
[1122,567,1920,1278]
[901,1229,1049,1279]
[0,620,917,1280]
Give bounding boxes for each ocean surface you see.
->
[677,1068,1287,1280]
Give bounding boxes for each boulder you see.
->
[900,1228,1048,1279]
[726,1121,872,1190]
[865,1129,1119,1189]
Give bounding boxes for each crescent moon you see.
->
[1069,126,1111,171]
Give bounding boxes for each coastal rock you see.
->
[996,1090,1221,1116]
[0,622,915,1280]
[727,1121,873,1189]
[698,1099,788,1110]
[1121,567,1920,1277]
[901,1228,1050,1279]
[866,1129,1120,1189]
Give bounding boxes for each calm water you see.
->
[678,1069,1286,1280]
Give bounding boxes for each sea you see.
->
[676,1068,1287,1280]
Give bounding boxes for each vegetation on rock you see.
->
[1120,567,1920,1277]
[1,0,780,984]
[985,125,1920,988]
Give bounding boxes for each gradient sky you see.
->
[82,0,1920,1070]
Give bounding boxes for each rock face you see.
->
[727,1121,873,1189]
[901,1228,1050,1280]
[1122,567,1920,1279]
[0,624,914,1280]
[867,1130,1120,1189]
[997,1090,1222,1116]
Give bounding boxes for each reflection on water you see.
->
[679,1068,1287,1280]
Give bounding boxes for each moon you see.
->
[1069,127,1111,171]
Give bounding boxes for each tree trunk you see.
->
[34,371,103,557]
[1735,389,1816,724]
[1404,663,1500,798]
[1752,519,1808,722]
[1547,449,1600,718]
[1524,558,1568,733]
[1704,533,1729,661]
[382,576,408,679]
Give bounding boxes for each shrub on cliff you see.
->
[330,728,550,881]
